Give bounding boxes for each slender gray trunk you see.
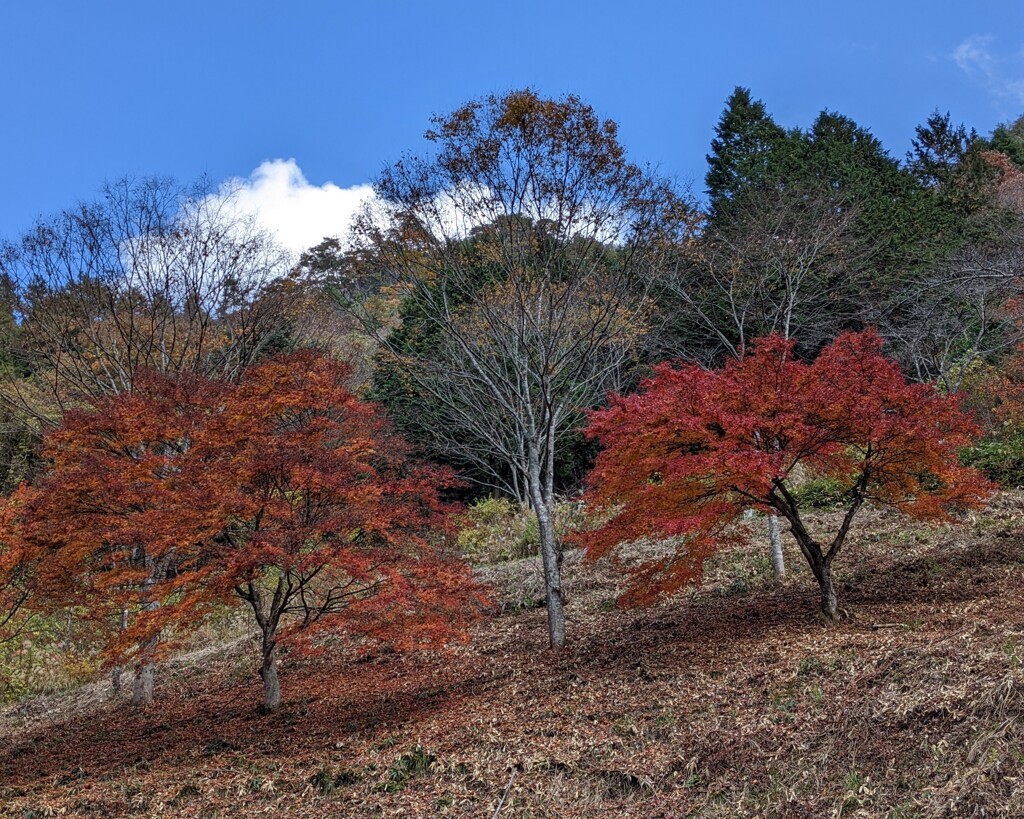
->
[768,515,785,579]
[131,637,157,707]
[259,631,281,713]
[528,444,565,651]
[111,608,129,695]
[535,501,565,650]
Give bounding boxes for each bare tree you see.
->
[1,176,296,417]
[880,232,1024,393]
[659,185,868,366]
[353,90,687,650]
[880,150,1024,392]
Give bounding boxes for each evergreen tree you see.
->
[691,94,973,371]
[705,87,787,218]
[907,111,976,189]
[990,116,1024,170]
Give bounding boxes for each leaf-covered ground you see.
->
[3,496,1024,817]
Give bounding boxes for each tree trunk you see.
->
[259,632,281,713]
[111,607,129,695]
[535,502,566,650]
[131,560,166,706]
[131,601,159,706]
[816,562,838,622]
[132,663,155,706]
[799,545,839,622]
[768,515,785,579]
[773,483,858,623]
[527,439,566,651]
[131,638,157,707]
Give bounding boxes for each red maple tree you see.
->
[8,373,221,704]
[3,351,483,711]
[583,330,992,620]
[193,351,483,712]
[0,492,37,646]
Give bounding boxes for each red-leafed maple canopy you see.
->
[583,330,992,618]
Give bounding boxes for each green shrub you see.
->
[0,612,102,704]
[791,477,850,509]
[455,496,589,563]
[962,435,1024,487]
[455,497,532,562]
[375,745,436,793]
[309,766,360,795]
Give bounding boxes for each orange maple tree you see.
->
[0,493,36,646]
[583,330,992,620]
[8,372,220,704]
[193,351,483,712]
[3,351,483,711]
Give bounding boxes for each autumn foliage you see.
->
[583,330,992,619]
[7,372,222,706]
[193,352,483,711]
[2,351,483,710]
[0,493,36,645]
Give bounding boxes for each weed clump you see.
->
[375,745,436,793]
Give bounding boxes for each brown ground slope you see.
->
[2,496,1024,817]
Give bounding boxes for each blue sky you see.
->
[4,1,1024,252]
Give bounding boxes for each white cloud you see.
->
[212,158,632,261]
[213,159,375,257]
[952,35,1024,107]
[953,35,996,77]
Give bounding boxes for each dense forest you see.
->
[2,88,1024,816]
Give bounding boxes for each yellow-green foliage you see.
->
[456,497,536,563]
[963,433,1024,488]
[790,475,850,508]
[0,613,102,703]
[455,497,588,563]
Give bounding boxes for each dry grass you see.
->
[2,495,1024,817]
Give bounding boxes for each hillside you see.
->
[2,497,1024,817]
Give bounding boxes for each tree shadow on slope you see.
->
[2,525,1020,791]
[845,530,1024,607]
[566,526,1024,675]
[0,647,509,787]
